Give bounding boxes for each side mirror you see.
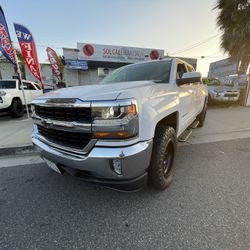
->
[177,72,202,86]
[22,85,28,90]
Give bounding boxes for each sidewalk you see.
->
[190,106,250,144]
[0,113,33,149]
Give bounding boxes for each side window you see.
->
[34,83,41,90]
[176,63,187,79]
[23,81,36,90]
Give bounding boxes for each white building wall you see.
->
[0,61,58,89]
[65,69,99,86]
[79,69,99,85]
[24,64,57,87]
[65,69,79,87]
[0,62,16,79]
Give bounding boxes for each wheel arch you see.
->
[155,111,179,134]
[11,96,22,104]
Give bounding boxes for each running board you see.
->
[190,120,199,129]
[178,129,192,142]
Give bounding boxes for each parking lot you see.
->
[0,106,250,249]
[1,137,250,249]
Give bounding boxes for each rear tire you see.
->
[208,94,212,105]
[197,98,207,128]
[9,99,24,118]
[148,126,177,190]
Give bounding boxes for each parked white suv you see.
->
[32,58,208,191]
[0,79,43,117]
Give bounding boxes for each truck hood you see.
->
[37,81,155,101]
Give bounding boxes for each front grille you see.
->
[224,93,238,97]
[35,106,91,123]
[37,125,92,149]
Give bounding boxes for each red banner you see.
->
[46,47,61,82]
[13,23,43,88]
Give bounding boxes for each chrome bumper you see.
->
[32,135,153,181]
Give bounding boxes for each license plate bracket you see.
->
[43,157,61,174]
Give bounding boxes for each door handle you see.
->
[188,90,195,94]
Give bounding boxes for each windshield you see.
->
[0,80,17,89]
[101,60,171,84]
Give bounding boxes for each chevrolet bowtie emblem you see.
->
[41,119,53,128]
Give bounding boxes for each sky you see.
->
[1,0,228,76]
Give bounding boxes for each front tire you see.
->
[148,126,177,190]
[9,99,24,118]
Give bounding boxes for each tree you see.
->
[15,49,26,79]
[215,0,250,73]
[57,55,65,82]
[216,0,250,105]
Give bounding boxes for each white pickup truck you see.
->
[31,58,208,191]
[0,79,43,117]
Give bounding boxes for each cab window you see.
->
[23,81,36,90]
[177,63,187,79]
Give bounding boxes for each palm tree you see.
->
[57,55,65,82]
[15,49,26,79]
[215,0,250,73]
[216,0,250,105]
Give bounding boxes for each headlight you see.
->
[31,104,36,116]
[92,104,137,122]
[0,91,6,96]
[214,89,224,94]
[92,99,138,139]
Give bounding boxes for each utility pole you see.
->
[244,64,250,106]
[12,42,30,118]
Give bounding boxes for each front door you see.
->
[176,63,196,131]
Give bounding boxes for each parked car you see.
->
[31,58,208,191]
[205,79,240,104]
[0,79,43,117]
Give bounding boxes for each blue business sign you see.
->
[65,60,88,70]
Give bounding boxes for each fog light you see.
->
[110,159,123,175]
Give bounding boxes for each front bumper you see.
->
[0,96,12,110]
[32,135,153,191]
[211,94,240,102]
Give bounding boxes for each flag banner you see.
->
[46,47,62,82]
[0,7,16,64]
[13,23,42,85]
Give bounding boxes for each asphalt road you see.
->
[1,138,250,250]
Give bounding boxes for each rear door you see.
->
[31,82,43,99]
[22,81,37,103]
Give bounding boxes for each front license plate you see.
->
[43,158,61,174]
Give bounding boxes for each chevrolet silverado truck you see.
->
[0,79,43,117]
[31,58,208,191]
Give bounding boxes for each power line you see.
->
[169,33,222,55]
[12,41,62,50]
[11,36,226,60]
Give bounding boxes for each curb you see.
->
[0,144,38,157]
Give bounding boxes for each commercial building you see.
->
[208,58,238,79]
[63,43,165,86]
[0,56,58,89]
